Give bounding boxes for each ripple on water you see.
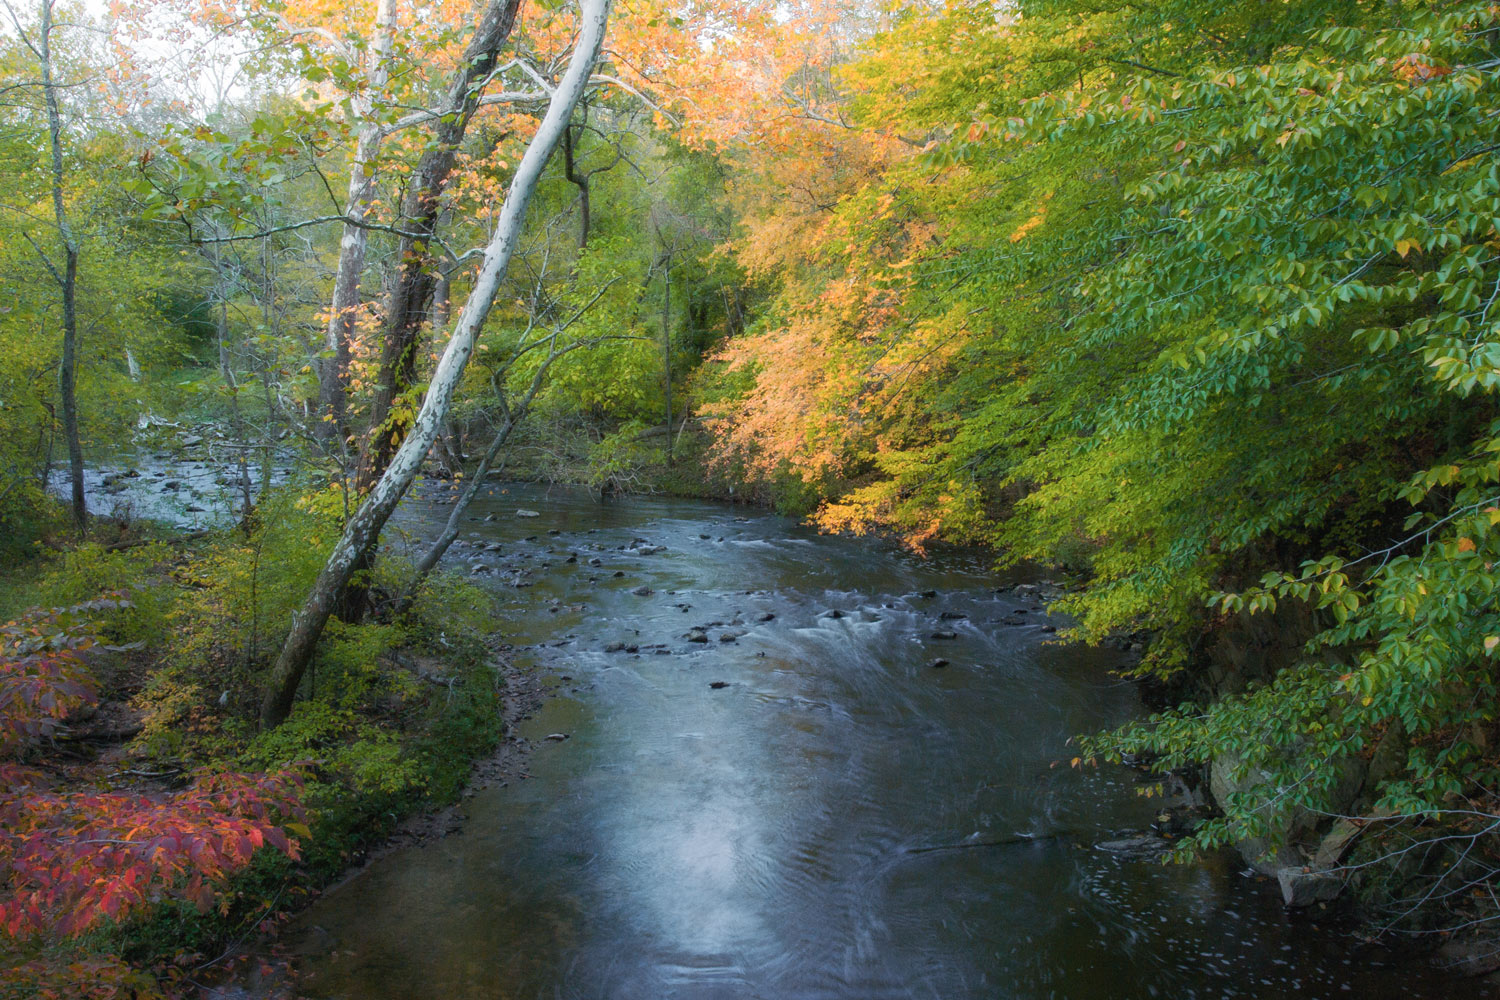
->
[283,482,1489,1000]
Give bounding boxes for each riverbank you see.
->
[191,659,551,1000]
[0,508,538,1000]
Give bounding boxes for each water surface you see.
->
[286,481,1487,1000]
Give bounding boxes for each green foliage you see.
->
[23,543,173,646]
[704,0,1500,923]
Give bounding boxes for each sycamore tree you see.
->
[259,0,614,728]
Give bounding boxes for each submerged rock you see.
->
[516,509,540,518]
[1096,835,1172,859]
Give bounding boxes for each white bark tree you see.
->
[260,0,614,728]
[314,0,399,447]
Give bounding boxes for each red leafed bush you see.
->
[0,606,103,751]
[0,768,308,939]
[0,606,308,943]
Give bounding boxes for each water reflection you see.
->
[285,482,1490,1000]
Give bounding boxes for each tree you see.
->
[4,0,87,529]
[260,0,614,729]
[314,0,398,448]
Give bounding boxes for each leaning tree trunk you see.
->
[356,0,523,494]
[260,0,613,729]
[39,0,84,530]
[337,0,524,624]
[316,0,399,449]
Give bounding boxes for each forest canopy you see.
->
[3,0,1500,992]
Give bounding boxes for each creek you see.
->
[276,481,1489,998]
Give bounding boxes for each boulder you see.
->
[1276,866,1343,907]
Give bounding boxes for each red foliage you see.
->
[0,607,308,944]
[0,769,307,939]
[0,608,102,751]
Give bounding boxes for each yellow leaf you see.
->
[1395,238,1417,258]
[1458,537,1477,553]
[1485,637,1499,653]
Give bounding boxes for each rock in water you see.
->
[516,509,540,518]
[1096,835,1172,859]
[926,658,950,669]
[1276,866,1343,907]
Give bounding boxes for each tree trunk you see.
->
[357,0,524,494]
[39,0,84,531]
[316,0,399,448]
[260,0,613,730]
[661,250,672,466]
[214,292,253,527]
[562,118,591,249]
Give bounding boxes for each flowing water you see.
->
[279,481,1486,1000]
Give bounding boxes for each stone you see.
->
[1312,818,1366,869]
[631,585,654,597]
[757,612,775,622]
[1276,866,1343,907]
[709,681,729,689]
[1097,835,1172,859]
[686,630,709,643]
[926,658,950,669]
[939,611,968,620]
[1437,935,1500,977]
[516,509,540,518]
[931,630,958,640]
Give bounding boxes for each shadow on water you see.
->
[284,481,1491,1000]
